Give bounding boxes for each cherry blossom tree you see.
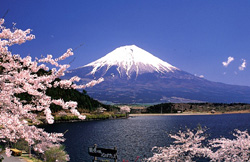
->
[145,128,250,162]
[209,129,250,162]
[119,106,131,113]
[0,18,103,158]
[146,128,211,161]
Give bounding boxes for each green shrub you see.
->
[14,139,29,153]
[0,145,4,153]
[44,146,69,162]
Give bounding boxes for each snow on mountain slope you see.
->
[64,45,250,104]
[83,45,179,78]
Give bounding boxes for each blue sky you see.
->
[1,0,250,86]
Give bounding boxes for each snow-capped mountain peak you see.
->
[64,45,250,104]
[84,45,178,78]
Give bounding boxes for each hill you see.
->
[146,103,250,113]
[16,69,116,113]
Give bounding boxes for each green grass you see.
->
[112,114,126,118]
[54,113,127,122]
[21,155,43,162]
[86,114,110,120]
[54,115,79,121]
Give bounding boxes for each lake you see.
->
[43,113,250,161]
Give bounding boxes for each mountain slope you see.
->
[83,45,178,79]
[64,45,250,104]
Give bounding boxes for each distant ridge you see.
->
[64,45,250,104]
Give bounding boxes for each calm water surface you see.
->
[43,113,250,161]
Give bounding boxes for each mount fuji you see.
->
[64,45,250,104]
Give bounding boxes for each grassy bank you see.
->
[53,113,126,123]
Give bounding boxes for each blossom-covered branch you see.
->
[145,128,250,162]
[0,18,103,157]
[146,128,211,161]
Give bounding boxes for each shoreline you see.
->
[129,111,250,117]
[129,113,211,117]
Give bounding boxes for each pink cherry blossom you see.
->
[146,128,250,162]
[119,106,131,113]
[5,148,12,157]
[0,19,103,159]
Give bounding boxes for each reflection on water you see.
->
[43,113,250,161]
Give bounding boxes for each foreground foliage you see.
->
[44,146,69,162]
[0,18,103,159]
[146,128,250,162]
